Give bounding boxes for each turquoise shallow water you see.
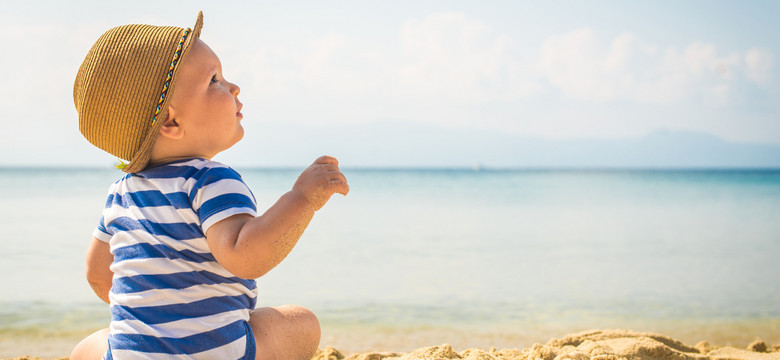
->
[1,167,779,355]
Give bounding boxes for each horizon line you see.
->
[2,164,780,172]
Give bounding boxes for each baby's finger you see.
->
[329,179,350,196]
[329,172,348,185]
[321,163,340,173]
[314,155,339,166]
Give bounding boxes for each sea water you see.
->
[1,167,779,355]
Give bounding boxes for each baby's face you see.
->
[169,38,244,158]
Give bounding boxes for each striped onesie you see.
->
[94,158,259,359]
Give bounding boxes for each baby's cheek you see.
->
[215,91,236,109]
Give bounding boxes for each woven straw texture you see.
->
[74,12,203,173]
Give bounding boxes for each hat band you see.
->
[152,27,191,124]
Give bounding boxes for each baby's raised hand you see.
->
[292,155,349,211]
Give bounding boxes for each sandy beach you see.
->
[4,329,779,360]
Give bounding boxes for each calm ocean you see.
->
[1,167,779,355]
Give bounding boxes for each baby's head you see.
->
[74,11,244,173]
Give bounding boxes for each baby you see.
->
[70,11,348,360]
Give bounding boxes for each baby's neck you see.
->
[149,137,214,168]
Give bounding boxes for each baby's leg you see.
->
[248,304,321,360]
[70,327,109,360]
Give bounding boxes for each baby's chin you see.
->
[232,127,245,146]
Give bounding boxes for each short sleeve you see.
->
[93,183,118,243]
[93,215,112,243]
[190,166,258,234]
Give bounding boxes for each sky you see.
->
[1,0,778,167]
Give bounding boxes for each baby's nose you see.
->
[229,81,240,96]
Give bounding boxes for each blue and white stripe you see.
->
[94,158,258,359]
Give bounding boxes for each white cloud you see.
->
[223,14,779,145]
[396,12,539,102]
[232,12,545,130]
[745,48,774,84]
[538,28,631,102]
[236,16,775,118]
[243,12,540,99]
[537,28,756,104]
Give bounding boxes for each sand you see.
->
[310,329,780,360]
[5,329,778,360]
[318,329,780,360]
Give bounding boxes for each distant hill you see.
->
[236,122,780,168]
[488,129,780,168]
[8,123,778,169]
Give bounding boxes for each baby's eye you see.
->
[210,75,218,84]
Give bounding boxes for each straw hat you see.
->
[74,11,204,173]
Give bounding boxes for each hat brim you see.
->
[122,11,204,173]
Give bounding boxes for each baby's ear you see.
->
[158,106,183,140]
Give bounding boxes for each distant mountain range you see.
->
[6,123,777,169]
[463,129,780,168]
[240,122,780,168]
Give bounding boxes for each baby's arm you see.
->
[206,156,349,279]
[85,237,114,304]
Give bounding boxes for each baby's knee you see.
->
[271,304,320,359]
[249,304,321,359]
[279,304,321,343]
[70,328,109,360]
